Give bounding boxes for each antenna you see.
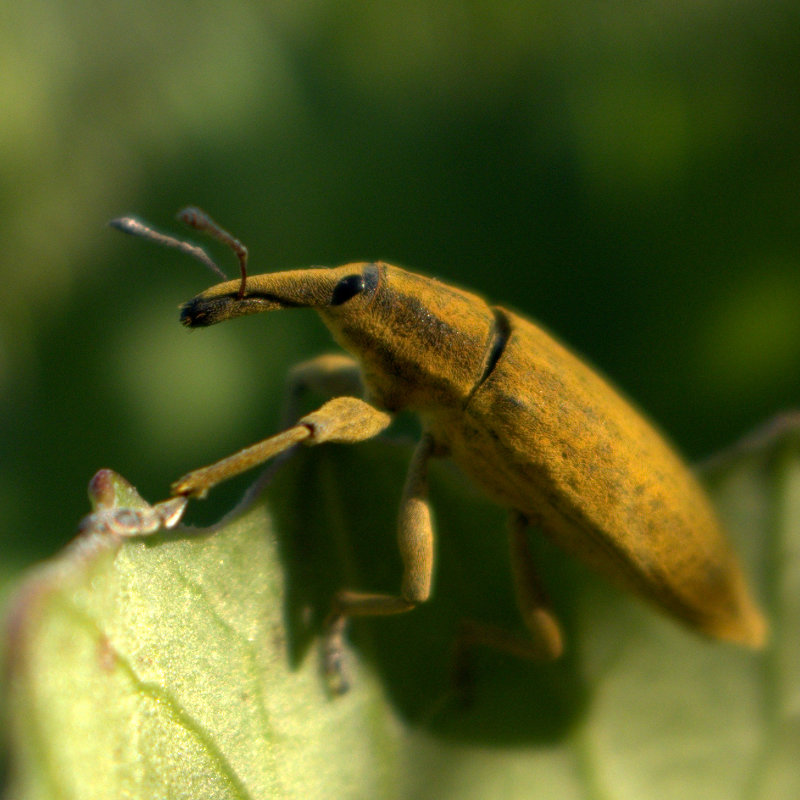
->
[110,207,249,297]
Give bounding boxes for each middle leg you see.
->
[454,511,564,695]
[324,433,437,690]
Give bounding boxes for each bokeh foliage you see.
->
[2,2,799,566]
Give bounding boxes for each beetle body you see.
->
[181,260,766,650]
[443,309,763,645]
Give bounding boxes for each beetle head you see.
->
[181,262,496,411]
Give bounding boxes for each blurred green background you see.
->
[2,1,799,580]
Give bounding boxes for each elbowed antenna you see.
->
[110,207,248,297]
[109,216,229,281]
[176,207,248,299]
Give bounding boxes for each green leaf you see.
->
[4,418,799,799]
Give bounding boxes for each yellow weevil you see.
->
[111,209,767,686]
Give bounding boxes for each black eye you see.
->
[331,274,366,305]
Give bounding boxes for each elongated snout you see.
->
[180,268,344,327]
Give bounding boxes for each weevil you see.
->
[113,210,767,685]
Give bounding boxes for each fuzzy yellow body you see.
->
[175,261,766,653]
[433,309,764,645]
